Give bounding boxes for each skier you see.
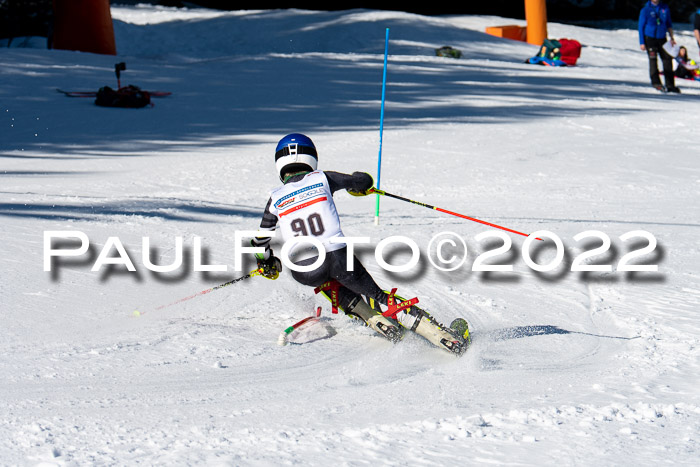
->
[639,0,679,93]
[251,133,469,355]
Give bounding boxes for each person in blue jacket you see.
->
[639,0,679,92]
[694,7,700,56]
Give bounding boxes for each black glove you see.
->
[347,172,375,197]
[257,254,282,280]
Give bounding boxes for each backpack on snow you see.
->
[95,85,151,108]
[528,38,581,66]
[538,39,562,60]
[558,39,581,65]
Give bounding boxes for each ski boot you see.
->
[346,297,404,344]
[397,304,469,356]
[315,281,404,343]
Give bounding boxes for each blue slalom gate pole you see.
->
[375,27,389,226]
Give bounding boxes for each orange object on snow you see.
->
[486,0,547,45]
[525,0,548,46]
[52,0,116,55]
[485,25,527,42]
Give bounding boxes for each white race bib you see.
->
[268,171,344,259]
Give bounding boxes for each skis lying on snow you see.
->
[57,88,172,98]
[57,61,173,99]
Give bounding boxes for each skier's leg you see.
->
[327,250,403,342]
[291,250,402,342]
[328,249,388,306]
[290,254,331,287]
[291,248,383,308]
[339,290,403,343]
[326,249,467,353]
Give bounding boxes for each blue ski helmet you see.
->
[275,133,318,181]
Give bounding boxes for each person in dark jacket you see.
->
[639,0,679,92]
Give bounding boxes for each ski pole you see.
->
[154,269,261,310]
[132,269,261,316]
[369,188,539,240]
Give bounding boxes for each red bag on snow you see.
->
[559,39,581,66]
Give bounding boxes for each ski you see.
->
[450,318,471,344]
[57,88,172,98]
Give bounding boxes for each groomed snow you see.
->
[1,4,699,465]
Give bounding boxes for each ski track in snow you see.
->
[2,5,700,465]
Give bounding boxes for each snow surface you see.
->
[2,4,700,465]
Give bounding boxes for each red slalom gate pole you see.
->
[278,307,322,346]
[370,188,540,240]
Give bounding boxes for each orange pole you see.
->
[525,0,548,46]
[52,0,116,55]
